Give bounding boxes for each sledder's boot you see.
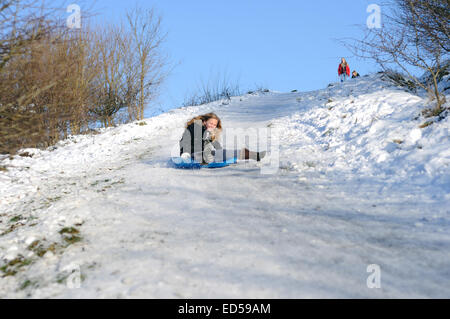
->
[256,151,267,161]
[239,148,267,161]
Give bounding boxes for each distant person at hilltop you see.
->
[338,58,350,82]
[352,70,360,78]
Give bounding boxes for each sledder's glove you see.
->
[203,142,216,164]
[181,152,191,163]
[202,130,221,164]
[203,130,213,143]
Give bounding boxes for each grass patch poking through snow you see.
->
[27,240,59,258]
[0,256,33,277]
[419,121,434,128]
[59,227,82,246]
[0,225,83,281]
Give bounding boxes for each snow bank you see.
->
[272,74,449,193]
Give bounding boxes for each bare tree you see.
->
[119,28,140,122]
[401,0,449,52]
[343,0,449,114]
[126,6,168,121]
[66,26,102,135]
[89,25,128,128]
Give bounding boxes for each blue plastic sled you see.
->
[170,156,238,169]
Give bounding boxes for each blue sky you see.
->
[84,0,382,117]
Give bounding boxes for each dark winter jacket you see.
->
[179,122,222,156]
[338,63,350,76]
[352,72,360,78]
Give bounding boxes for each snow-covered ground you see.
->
[0,73,449,298]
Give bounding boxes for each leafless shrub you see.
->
[182,71,242,107]
[0,2,170,154]
[342,0,449,115]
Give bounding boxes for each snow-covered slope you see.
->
[0,73,449,298]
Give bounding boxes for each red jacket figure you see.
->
[338,62,350,76]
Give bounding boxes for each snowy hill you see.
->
[0,73,449,298]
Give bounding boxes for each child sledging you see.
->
[178,113,266,167]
